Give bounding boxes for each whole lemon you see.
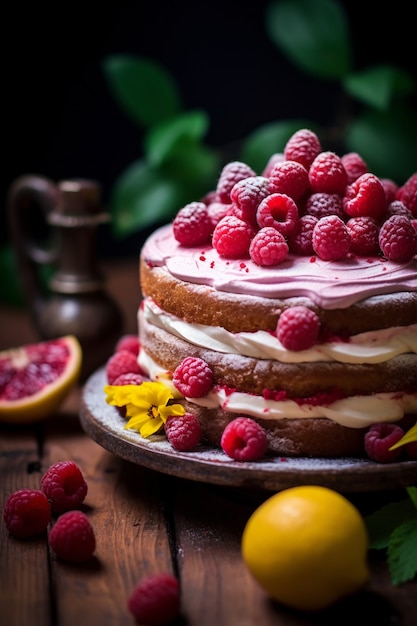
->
[241,485,370,612]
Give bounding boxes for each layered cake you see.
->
[116,129,417,458]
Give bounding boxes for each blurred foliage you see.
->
[103,0,416,239]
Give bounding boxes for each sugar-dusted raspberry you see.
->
[288,214,318,255]
[387,200,413,219]
[283,128,322,170]
[378,214,417,262]
[212,215,255,258]
[48,510,96,562]
[249,227,288,266]
[312,215,351,261]
[396,172,417,216]
[40,460,88,513]
[308,151,348,195]
[207,201,231,227]
[256,193,299,237]
[268,160,310,201]
[127,573,180,626]
[262,152,285,177]
[380,178,399,204]
[200,189,217,206]
[115,334,140,356]
[165,413,202,451]
[276,305,320,351]
[230,176,271,228]
[221,417,268,461]
[106,350,143,385]
[342,173,387,220]
[216,161,256,203]
[3,489,51,538]
[173,201,213,246]
[112,372,144,386]
[306,192,345,220]
[346,216,380,256]
[173,356,213,398]
[364,423,404,463]
[340,152,368,184]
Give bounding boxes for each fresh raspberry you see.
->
[200,190,217,206]
[249,227,289,266]
[165,413,202,451]
[340,152,368,184]
[221,417,268,461]
[3,489,51,538]
[262,152,285,177]
[112,372,144,386]
[380,178,399,204]
[276,305,320,351]
[387,200,413,219]
[306,192,345,220]
[346,216,380,256]
[312,215,351,261]
[48,510,96,563]
[40,460,88,513]
[127,573,180,626]
[212,215,255,258]
[378,215,417,262]
[308,151,348,195]
[207,201,231,227]
[106,350,143,384]
[288,214,318,255]
[256,193,299,237]
[230,176,271,228]
[268,160,310,201]
[364,423,404,463]
[173,357,213,398]
[115,334,140,356]
[283,128,322,170]
[216,161,256,203]
[342,173,387,221]
[173,202,213,246]
[396,172,417,216]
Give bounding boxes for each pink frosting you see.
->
[141,224,417,310]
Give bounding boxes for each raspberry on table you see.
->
[249,227,289,266]
[3,489,51,538]
[165,413,202,451]
[283,128,322,170]
[268,159,310,201]
[127,572,180,626]
[48,510,96,563]
[173,356,213,398]
[396,172,417,216]
[342,173,387,220]
[312,215,351,261]
[40,460,88,513]
[221,417,268,461]
[346,216,380,257]
[364,423,405,463]
[306,192,344,220]
[173,201,213,246]
[216,161,256,203]
[276,305,321,351]
[378,214,417,262]
[288,214,318,255]
[256,193,299,237]
[106,350,143,385]
[115,334,140,356]
[341,152,368,184]
[230,176,271,229]
[308,151,348,195]
[212,215,255,258]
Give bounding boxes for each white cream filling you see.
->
[142,299,417,365]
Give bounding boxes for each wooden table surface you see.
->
[1,258,416,626]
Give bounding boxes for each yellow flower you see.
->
[104,381,185,438]
[389,422,417,451]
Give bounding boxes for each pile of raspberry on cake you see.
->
[105,128,417,462]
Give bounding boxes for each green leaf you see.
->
[407,486,417,509]
[240,119,315,172]
[365,498,415,550]
[0,244,25,307]
[102,55,182,128]
[344,65,416,110]
[345,104,417,182]
[265,0,351,80]
[161,143,220,194]
[387,518,417,585]
[144,110,210,166]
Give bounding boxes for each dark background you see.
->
[3,0,416,256]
